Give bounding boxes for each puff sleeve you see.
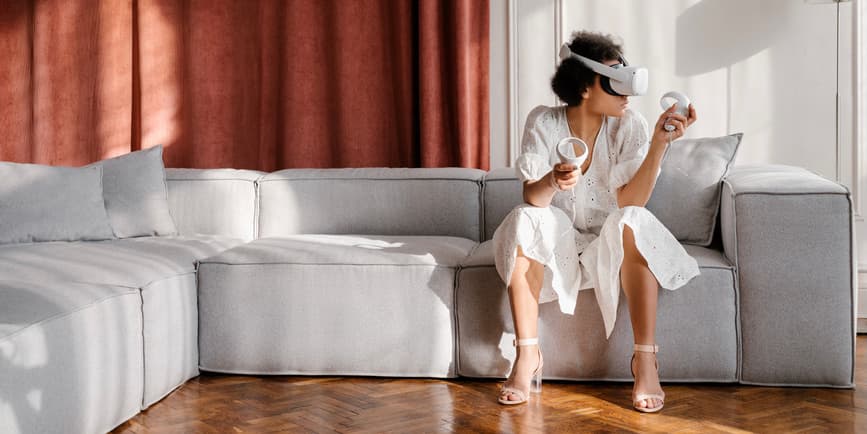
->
[608,109,659,190]
[514,106,554,183]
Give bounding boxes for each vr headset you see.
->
[558,43,648,96]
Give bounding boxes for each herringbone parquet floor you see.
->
[114,336,866,433]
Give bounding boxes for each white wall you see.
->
[489,0,509,173]
[490,0,846,177]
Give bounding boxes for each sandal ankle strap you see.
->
[514,337,539,346]
[634,344,658,353]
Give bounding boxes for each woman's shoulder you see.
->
[524,104,563,130]
[607,107,649,143]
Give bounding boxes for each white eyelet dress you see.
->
[492,105,701,339]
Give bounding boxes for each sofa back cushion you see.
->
[646,133,742,246]
[0,163,115,244]
[165,169,265,241]
[258,168,485,241]
[483,168,523,241]
[87,146,177,238]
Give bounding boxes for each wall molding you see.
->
[507,0,519,167]
[554,0,563,107]
[855,0,865,218]
[506,0,564,166]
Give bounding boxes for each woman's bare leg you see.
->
[620,224,664,410]
[501,245,544,402]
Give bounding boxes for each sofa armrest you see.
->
[720,164,855,387]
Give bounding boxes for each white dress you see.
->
[492,105,701,339]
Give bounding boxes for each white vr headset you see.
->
[558,43,648,96]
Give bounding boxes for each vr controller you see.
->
[556,137,589,167]
[659,91,690,132]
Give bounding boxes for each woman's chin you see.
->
[606,107,627,117]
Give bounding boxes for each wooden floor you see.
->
[115,336,867,433]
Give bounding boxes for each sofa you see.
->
[0,152,856,433]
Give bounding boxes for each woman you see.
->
[492,31,700,413]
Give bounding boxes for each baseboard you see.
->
[859,317,867,334]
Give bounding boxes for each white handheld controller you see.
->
[660,91,690,132]
[556,137,588,167]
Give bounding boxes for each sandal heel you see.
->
[530,369,543,393]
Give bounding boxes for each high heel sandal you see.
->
[630,343,665,413]
[498,337,543,405]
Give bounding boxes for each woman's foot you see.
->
[630,344,665,412]
[499,338,543,404]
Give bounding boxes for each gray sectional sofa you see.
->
[0,160,856,433]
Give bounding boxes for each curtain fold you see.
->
[1,0,132,165]
[1,0,489,170]
[419,0,489,170]
[0,0,33,163]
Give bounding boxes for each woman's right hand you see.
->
[550,163,580,191]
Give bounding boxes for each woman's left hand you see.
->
[651,103,697,148]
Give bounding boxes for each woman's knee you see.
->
[622,224,636,250]
[509,203,571,227]
[620,205,661,226]
[513,245,544,283]
[514,244,542,269]
[621,224,648,267]
[621,205,650,215]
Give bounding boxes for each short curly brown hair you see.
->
[551,31,624,107]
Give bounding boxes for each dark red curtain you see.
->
[0,0,489,170]
[419,0,488,169]
[0,0,133,165]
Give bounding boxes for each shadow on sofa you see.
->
[0,280,142,433]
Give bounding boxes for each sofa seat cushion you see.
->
[456,240,739,382]
[0,279,138,342]
[0,235,244,288]
[197,235,477,377]
[204,234,477,267]
[460,239,733,269]
[0,235,244,411]
[0,279,143,433]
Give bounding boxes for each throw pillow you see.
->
[89,145,178,238]
[646,133,743,246]
[0,163,116,244]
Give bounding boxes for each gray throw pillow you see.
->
[89,146,178,238]
[646,133,743,246]
[0,163,116,244]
